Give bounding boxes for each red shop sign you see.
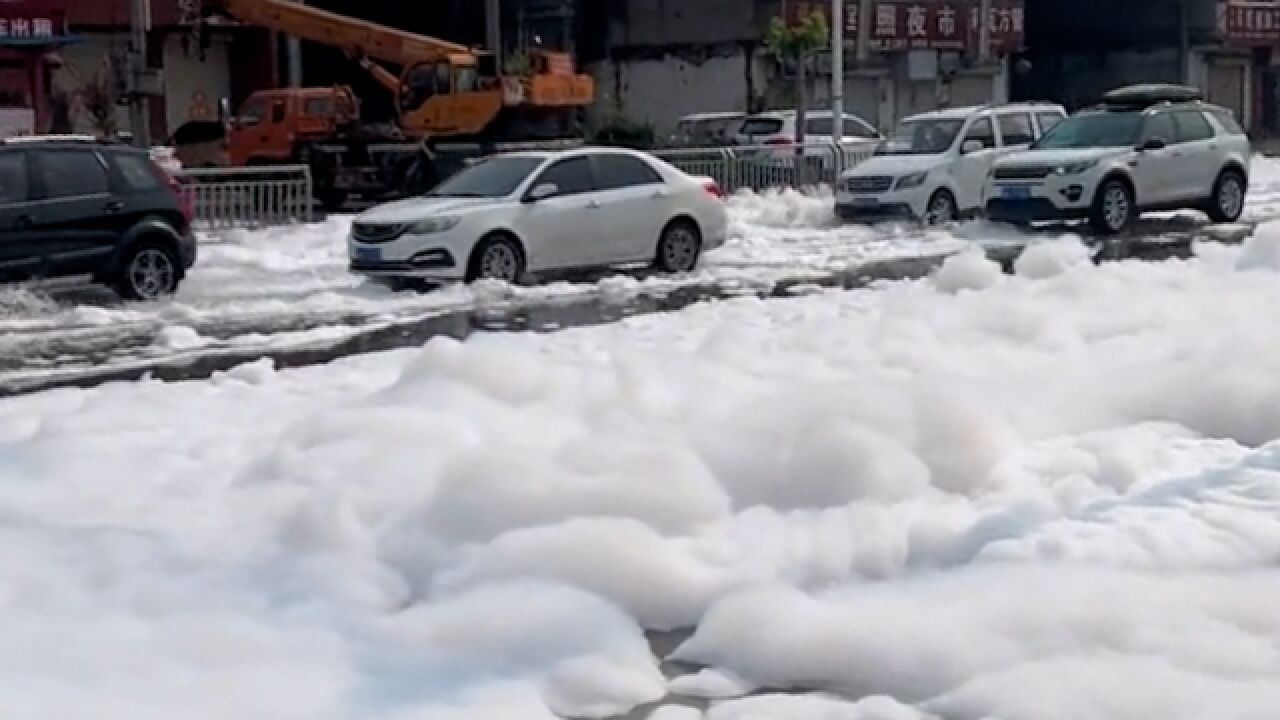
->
[787,1,1024,53]
[1220,1,1280,43]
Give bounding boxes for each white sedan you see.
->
[348,147,729,284]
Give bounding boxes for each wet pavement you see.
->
[0,220,1253,398]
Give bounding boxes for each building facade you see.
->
[0,0,74,135]
[52,0,248,141]
[585,0,1025,136]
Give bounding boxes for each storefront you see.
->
[783,0,1025,128]
[0,0,75,135]
[1208,0,1279,135]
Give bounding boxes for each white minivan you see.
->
[835,102,1067,224]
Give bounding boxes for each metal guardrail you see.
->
[175,165,313,228]
[655,140,878,193]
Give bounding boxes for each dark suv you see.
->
[0,137,198,299]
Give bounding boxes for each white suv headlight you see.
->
[895,170,929,190]
[1055,160,1098,175]
[410,217,461,234]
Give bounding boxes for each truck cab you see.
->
[229,86,360,167]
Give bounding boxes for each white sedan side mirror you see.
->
[961,139,984,155]
[527,183,559,202]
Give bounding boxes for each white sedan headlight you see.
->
[895,170,929,190]
[410,217,461,234]
[1055,160,1098,175]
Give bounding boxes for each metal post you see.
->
[129,0,151,147]
[1178,0,1190,84]
[832,0,844,146]
[287,0,304,87]
[979,0,992,64]
[486,0,502,58]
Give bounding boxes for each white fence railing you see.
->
[654,140,878,193]
[169,142,873,227]
[175,165,313,228]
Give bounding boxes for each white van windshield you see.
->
[876,119,964,155]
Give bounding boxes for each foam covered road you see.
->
[7,229,1280,719]
[0,169,1266,394]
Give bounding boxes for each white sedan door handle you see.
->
[651,189,670,199]
[586,199,602,209]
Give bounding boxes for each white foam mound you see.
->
[5,239,1280,718]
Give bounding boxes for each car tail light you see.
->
[765,136,793,146]
[703,180,724,199]
[148,158,195,225]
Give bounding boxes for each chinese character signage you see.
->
[0,0,68,44]
[1220,1,1280,43]
[785,0,1024,54]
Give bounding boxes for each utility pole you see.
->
[978,0,992,64]
[486,0,502,60]
[128,0,151,148]
[287,1,304,87]
[832,0,844,145]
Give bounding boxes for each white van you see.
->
[835,102,1067,224]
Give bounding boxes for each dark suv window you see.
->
[38,149,109,198]
[592,154,661,190]
[1175,111,1214,143]
[534,156,595,196]
[113,152,162,191]
[0,151,28,204]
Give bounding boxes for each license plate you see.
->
[353,246,381,262]
[849,197,879,206]
[1000,185,1031,199]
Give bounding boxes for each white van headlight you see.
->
[895,170,929,190]
[410,217,462,234]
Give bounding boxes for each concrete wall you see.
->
[593,50,764,133]
[53,31,232,139]
[607,0,770,47]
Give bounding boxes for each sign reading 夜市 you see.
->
[0,0,69,42]
[785,0,1025,53]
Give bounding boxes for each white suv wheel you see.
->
[1091,180,1133,234]
[1211,172,1245,223]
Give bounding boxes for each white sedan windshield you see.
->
[429,157,544,198]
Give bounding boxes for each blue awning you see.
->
[0,33,80,48]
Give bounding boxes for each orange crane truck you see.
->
[201,0,594,208]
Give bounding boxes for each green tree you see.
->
[766,11,829,182]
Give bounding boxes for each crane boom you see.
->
[207,0,474,66]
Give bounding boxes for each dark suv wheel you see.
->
[116,241,182,300]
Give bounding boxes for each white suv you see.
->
[734,110,882,170]
[986,85,1251,233]
[835,103,1066,224]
